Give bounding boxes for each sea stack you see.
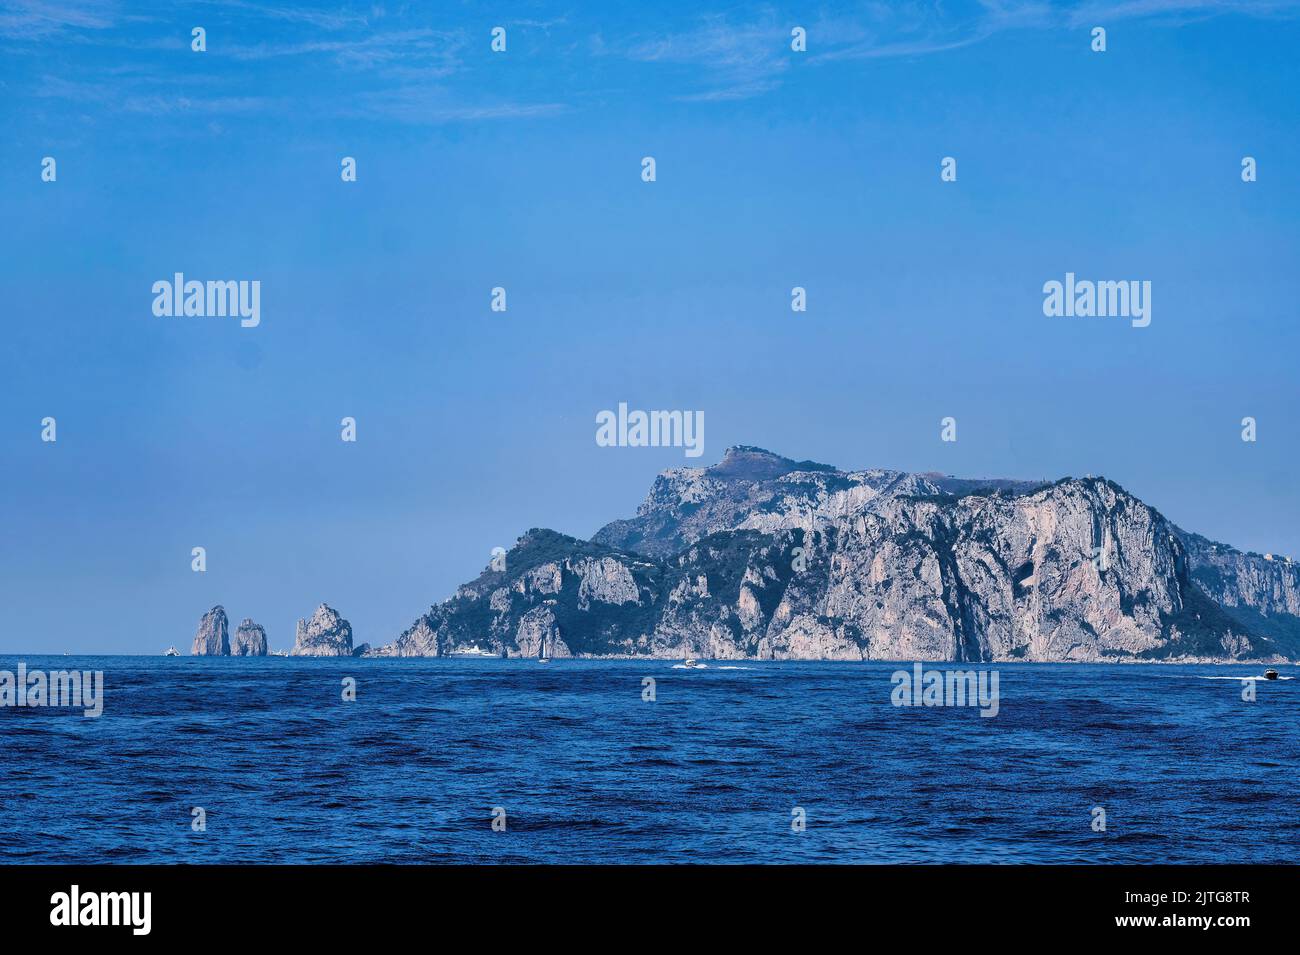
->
[191,606,230,656]
[231,618,269,656]
[291,604,355,657]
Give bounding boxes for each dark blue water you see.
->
[1,656,1296,864]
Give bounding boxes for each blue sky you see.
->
[2,0,1298,652]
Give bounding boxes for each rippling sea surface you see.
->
[1,656,1296,864]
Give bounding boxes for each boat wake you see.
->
[1198,675,1293,681]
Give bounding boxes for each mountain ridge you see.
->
[365,446,1300,662]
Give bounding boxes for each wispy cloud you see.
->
[224,26,465,71]
[618,3,1020,99]
[34,71,282,116]
[119,92,279,115]
[11,0,1298,125]
[11,4,565,127]
[1064,0,1300,26]
[804,1,1053,63]
[190,0,370,31]
[619,0,1300,100]
[626,12,790,101]
[0,0,119,38]
[336,89,567,124]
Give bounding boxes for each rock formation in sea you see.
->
[231,618,268,656]
[366,446,1300,663]
[191,605,230,656]
[291,604,356,657]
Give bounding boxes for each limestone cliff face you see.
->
[1179,532,1300,644]
[231,618,268,656]
[368,447,1298,662]
[291,604,356,657]
[376,534,659,658]
[191,606,230,656]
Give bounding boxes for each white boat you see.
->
[164,646,180,657]
[451,646,497,658]
[682,658,701,668]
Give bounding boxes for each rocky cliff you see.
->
[231,618,268,656]
[366,446,1299,662]
[191,605,230,656]
[292,604,357,657]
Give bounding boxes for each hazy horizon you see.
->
[1,441,1293,654]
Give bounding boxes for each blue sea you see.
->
[1,657,1296,864]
